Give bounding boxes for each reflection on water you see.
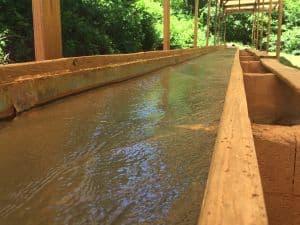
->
[0,49,236,225]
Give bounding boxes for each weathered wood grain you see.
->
[198,49,268,225]
[32,0,63,60]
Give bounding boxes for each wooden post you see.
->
[217,3,222,45]
[32,0,63,61]
[252,9,256,47]
[256,0,260,49]
[206,0,212,46]
[218,4,224,45]
[266,0,273,51]
[223,14,227,44]
[163,0,171,50]
[194,0,199,48]
[259,0,265,50]
[276,0,283,58]
[214,0,219,45]
[253,1,258,47]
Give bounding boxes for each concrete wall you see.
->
[0,48,215,84]
[241,49,300,225]
[244,73,300,124]
[240,50,300,125]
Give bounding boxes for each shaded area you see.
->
[279,56,300,69]
[0,49,235,225]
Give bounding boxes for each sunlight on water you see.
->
[0,49,236,225]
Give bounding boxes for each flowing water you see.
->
[0,48,236,225]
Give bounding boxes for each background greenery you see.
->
[0,0,299,63]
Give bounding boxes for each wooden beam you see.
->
[32,0,63,61]
[194,0,200,48]
[276,0,283,58]
[224,1,278,8]
[266,0,272,51]
[163,0,170,50]
[225,8,271,14]
[206,0,212,46]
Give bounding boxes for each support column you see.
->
[194,0,199,48]
[217,0,222,45]
[256,0,261,49]
[223,14,227,44]
[163,0,171,50]
[206,0,212,46]
[252,1,258,47]
[252,9,256,47]
[32,0,63,61]
[214,0,219,45]
[276,0,283,58]
[266,0,273,51]
[218,7,224,45]
[259,0,265,50]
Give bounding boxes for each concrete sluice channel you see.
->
[0,49,236,225]
[240,50,300,225]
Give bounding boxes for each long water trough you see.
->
[1,47,298,225]
[0,48,235,225]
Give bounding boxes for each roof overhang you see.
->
[221,0,279,15]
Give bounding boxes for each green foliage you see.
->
[138,0,208,49]
[0,30,8,64]
[281,0,300,54]
[225,14,253,44]
[0,0,299,63]
[0,0,34,63]
[0,0,158,62]
[282,27,300,53]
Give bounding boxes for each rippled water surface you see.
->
[0,49,236,225]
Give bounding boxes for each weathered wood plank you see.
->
[198,50,268,225]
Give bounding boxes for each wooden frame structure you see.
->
[223,0,278,14]
[217,0,283,58]
[31,0,284,60]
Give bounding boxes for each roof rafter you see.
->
[220,0,279,14]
